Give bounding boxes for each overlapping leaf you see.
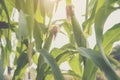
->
[33,21,43,50]
[39,49,64,80]
[71,15,86,47]
[69,54,83,78]
[78,47,120,80]
[103,23,120,54]
[82,59,97,80]
[94,0,117,69]
[13,53,28,80]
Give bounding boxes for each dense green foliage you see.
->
[0,0,120,80]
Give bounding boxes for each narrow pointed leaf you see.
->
[43,33,53,51]
[50,43,76,65]
[94,1,117,69]
[95,5,116,44]
[36,55,47,80]
[0,0,10,23]
[83,1,98,36]
[103,23,120,54]
[39,49,64,80]
[13,53,28,80]
[25,0,34,39]
[71,15,86,47]
[33,21,43,50]
[82,60,97,80]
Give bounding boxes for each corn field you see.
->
[0,0,120,80]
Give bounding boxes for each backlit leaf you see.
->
[69,54,83,78]
[103,23,120,54]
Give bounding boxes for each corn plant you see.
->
[0,0,120,80]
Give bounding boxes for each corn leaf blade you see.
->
[78,47,119,80]
[103,23,120,54]
[39,49,64,80]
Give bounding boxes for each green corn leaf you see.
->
[83,0,98,36]
[36,28,53,79]
[83,0,106,36]
[78,47,120,80]
[4,0,15,15]
[37,44,71,80]
[25,0,34,15]
[55,50,73,65]
[36,55,47,80]
[71,15,86,47]
[13,53,28,80]
[50,43,76,65]
[62,20,75,45]
[35,8,44,24]
[94,1,117,69]
[16,0,34,40]
[94,0,117,46]
[51,49,72,65]
[88,0,97,14]
[82,59,97,80]
[50,48,64,59]
[96,0,105,12]
[0,0,10,23]
[25,0,34,40]
[33,21,43,50]
[50,43,75,57]
[34,0,44,23]
[95,5,116,45]
[69,54,83,78]
[43,33,53,51]
[39,49,64,80]
[103,23,120,55]
[66,0,72,4]
[1,45,10,67]
[0,58,4,80]
[32,53,39,64]
[5,37,12,51]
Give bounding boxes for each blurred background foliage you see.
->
[0,0,120,80]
